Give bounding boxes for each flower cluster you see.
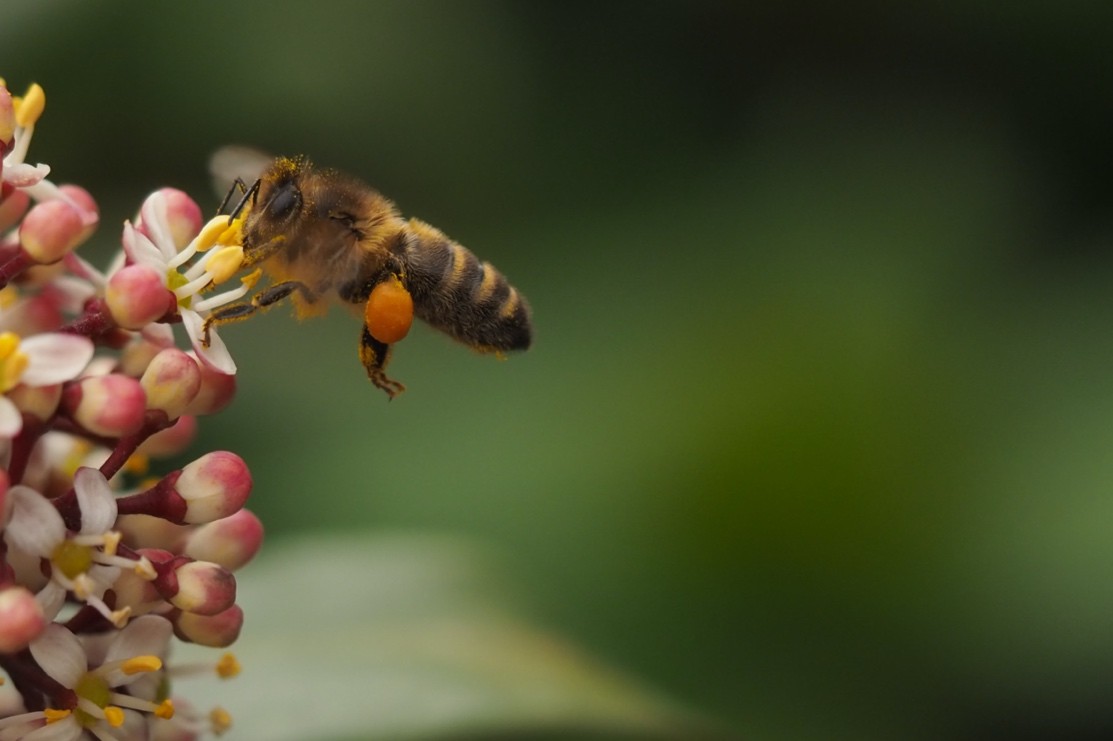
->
[0,80,262,739]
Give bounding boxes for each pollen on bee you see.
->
[365,275,413,344]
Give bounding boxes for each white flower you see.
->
[0,330,93,438]
[16,617,175,739]
[3,468,150,627]
[119,191,256,375]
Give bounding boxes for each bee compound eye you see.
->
[266,182,301,220]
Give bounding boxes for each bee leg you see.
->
[359,326,406,399]
[201,280,317,346]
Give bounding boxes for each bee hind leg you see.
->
[359,327,406,399]
[201,280,317,346]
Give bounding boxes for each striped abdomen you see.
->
[399,218,532,352]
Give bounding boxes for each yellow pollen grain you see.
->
[210,707,233,735]
[156,699,175,720]
[104,706,125,728]
[240,267,263,289]
[102,530,121,557]
[207,246,244,284]
[0,286,20,309]
[216,653,241,679]
[122,655,162,675]
[14,83,45,128]
[43,708,71,723]
[0,331,20,360]
[108,607,131,628]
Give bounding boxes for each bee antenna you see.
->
[220,178,261,223]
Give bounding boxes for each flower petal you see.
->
[20,716,83,741]
[105,614,172,665]
[122,221,168,271]
[2,161,50,187]
[138,191,175,259]
[4,486,65,558]
[35,581,67,621]
[29,623,87,687]
[18,333,94,386]
[73,467,118,535]
[181,310,236,374]
[0,395,22,437]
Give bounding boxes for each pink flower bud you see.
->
[138,415,197,458]
[62,373,147,437]
[116,513,190,552]
[0,586,46,652]
[6,382,62,422]
[160,188,203,249]
[0,189,30,232]
[175,451,252,524]
[153,557,236,616]
[184,509,264,572]
[58,184,99,241]
[137,188,202,250]
[174,605,243,648]
[19,199,87,264]
[106,264,173,329]
[119,335,168,377]
[140,349,201,420]
[183,357,237,416]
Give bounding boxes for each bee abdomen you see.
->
[402,219,532,352]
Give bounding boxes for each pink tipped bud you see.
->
[153,557,236,616]
[119,335,169,377]
[19,199,87,264]
[140,348,201,420]
[160,188,203,249]
[174,605,243,648]
[0,189,30,232]
[6,382,62,422]
[106,264,173,330]
[138,415,197,458]
[0,586,47,652]
[62,373,147,437]
[175,451,252,524]
[116,514,190,553]
[184,510,264,572]
[58,184,99,240]
[184,355,236,416]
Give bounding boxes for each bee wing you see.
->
[209,145,275,198]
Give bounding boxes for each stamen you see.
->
[205,246,244,285]
[14,83,45,128]
[121,655,162,675]
[216,653,241,679]
[44,708,71,723]
[169,215,230,269]
[210,707,233,736]
[103,706,125,728]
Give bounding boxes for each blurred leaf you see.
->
[174,534,722,741]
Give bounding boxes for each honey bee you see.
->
[205,147,532,398]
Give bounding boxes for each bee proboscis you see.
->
[205,148,532,398]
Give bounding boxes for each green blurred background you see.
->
[6,1,1113,737]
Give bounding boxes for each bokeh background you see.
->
[6,1,1113,737]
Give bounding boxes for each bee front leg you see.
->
[201,280,317,346]
[359,327,406,399]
